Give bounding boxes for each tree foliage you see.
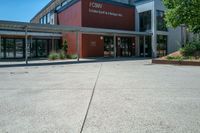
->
[62,40,68,55]
[163,0,200,33]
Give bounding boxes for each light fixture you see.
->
[100,36,104,40]
[117,37,121,41]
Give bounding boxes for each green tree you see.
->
[163,0,200,33]
[62,40,68,55]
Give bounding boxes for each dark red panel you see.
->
[81,34,104,57]
[82,0,135,30]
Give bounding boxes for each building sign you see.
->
[89,2,123,17]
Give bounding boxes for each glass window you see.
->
[139,11,152,32]
[37,40,48,57]
[157,35,168,57]
[50,12,55,24]
[61,1,68,6]
[40,18,43,24]
[139,36,152,57]
[15,39,24,58]
[0,38,3,58]
[56,5,61,11]
[55,39,62,52]
[43,15,47,24]
[30,39,37,57]
[5,39,15,58]
[47,13,50,24]
[157,10,167,31]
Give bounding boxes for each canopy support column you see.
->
[76,32,80,62]
[114,34,117,58]
[52,34,54,52]
[25,26,28,64]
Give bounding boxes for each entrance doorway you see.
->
[103,36,135,57]
[104,36,114,57]
[117,37,135,57]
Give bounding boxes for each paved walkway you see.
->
[0,59,200,133]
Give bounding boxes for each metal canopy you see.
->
[0,20,152,36]
[0,20,152,64]
[0,30,62,37]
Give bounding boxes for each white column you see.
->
[76,32,80,62]
[151,1,157,58]
[113,34,117,58]
[25,27,28,64]
[52,33,55,52]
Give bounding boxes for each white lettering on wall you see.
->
[88,2,123,17]
[89,2,103,9]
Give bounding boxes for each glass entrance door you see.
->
[117,37,133,57]
[139,36,152,57]
[104,37,114,57]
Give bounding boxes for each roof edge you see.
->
[30,0,54,22]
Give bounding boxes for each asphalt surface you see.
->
[0,59,200,133]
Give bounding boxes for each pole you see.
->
[113,34,117,58]
[181,25,183,47]
[25,26,28,64]
[52,35,54,52]
[143,36,146,57]
[76,32,80,62]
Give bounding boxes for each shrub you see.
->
[48,53,59,60]
[180,44,197,56]
[167,56,183,61]
[181,41,200,57]
[59,52,66,60]
[67,54,78,59]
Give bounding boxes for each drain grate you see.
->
[10,72,29,75]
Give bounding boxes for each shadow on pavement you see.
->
[0,57,151,68]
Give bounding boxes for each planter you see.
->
[152,59,200,66]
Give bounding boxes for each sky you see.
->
[0,0,51,22]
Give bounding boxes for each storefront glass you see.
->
[157,35,168,57]
[0,37,61,59]
[15,39,24,58]
[104,36,114,57]
[5,39,15,58]
[156,10,167,31]
[0,38,3,58]
[117,37,134,57]
[139,11,152,32]
[139,36,152,57]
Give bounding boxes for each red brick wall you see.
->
[58,1,82,26]
[62,33,82,55]
[58,1,82,56]
[81,34,104,57]
[82,0,135,30]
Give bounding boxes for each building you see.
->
[0,0,183,60]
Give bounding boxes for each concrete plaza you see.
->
[0,59,200,133]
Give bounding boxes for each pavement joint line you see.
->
[79,63,102,133]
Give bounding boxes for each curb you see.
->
[152,59,200,66]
